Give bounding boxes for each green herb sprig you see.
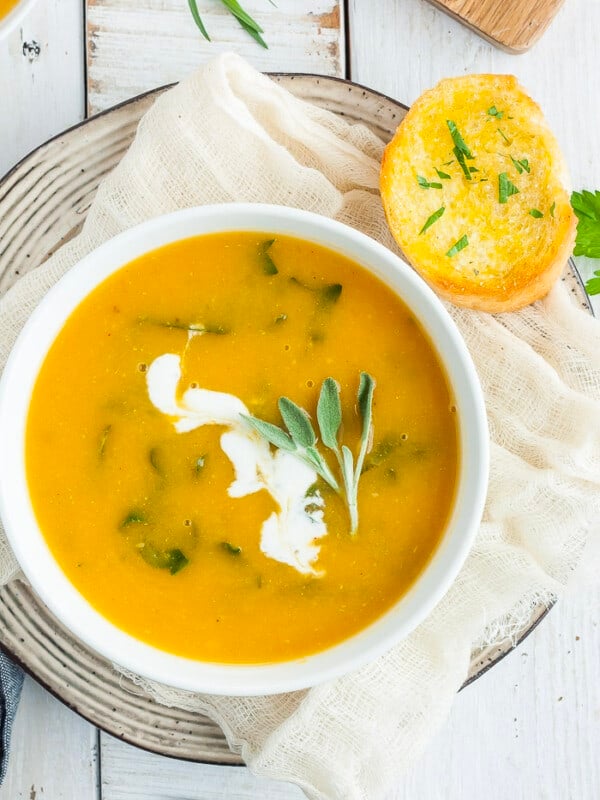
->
[140,543,189,575]
[259,239,278,275]
[487,106,504,120]
[572,190,600,259]
[140,318,230,335]
[585,270,600,295]
[447,120,474,182]
[188,0,268,48]
[417,175,443,190]
[243,374,375,534]
[419,206,445,235]
[446,120,473,159]
[510,156,530,175]
[446,235,469,258]
[571,190,600,295]
[498,172,520,204]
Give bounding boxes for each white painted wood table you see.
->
[1,1,600,797]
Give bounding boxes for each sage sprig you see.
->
[243,373,376,534]
[244,400,340,491]
[317,375,375,533]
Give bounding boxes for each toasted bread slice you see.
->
[380,75,577,312]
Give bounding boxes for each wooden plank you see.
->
[425,0,565,53]
[86,0,345,115]
[100,732,305,800]
[0,0,85,177]
[0,677,99,799]
[388,589,600,799]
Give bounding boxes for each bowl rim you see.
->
[0,203,489,695]
[0,0,39,41]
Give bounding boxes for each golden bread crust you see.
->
[380,74,577,313]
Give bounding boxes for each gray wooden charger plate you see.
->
[0,75,592,763]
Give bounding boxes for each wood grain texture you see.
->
[0,676,99,799]
[390,587,600,799]
[1,0,600,798]
[425,0,565,52]
[100,733,305,800]
[86,0,345,114]
[0,0,84,177]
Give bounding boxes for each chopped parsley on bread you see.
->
[380,75,577,313]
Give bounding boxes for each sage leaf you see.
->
[357,372,375,443]
[242,415,296,451]
[304,446,339,491]
[341,444,355,490]
[317,378,342,449]
[352,373,376,532]
[341,445,358,533]
[278,397,317,448]
[244,372,376,534]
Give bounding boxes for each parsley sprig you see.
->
[498,172,519,204]
[571,190,600,295]
[572,190,600,259]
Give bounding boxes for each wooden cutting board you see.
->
[426,0,565,52]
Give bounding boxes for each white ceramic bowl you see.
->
[0,204,488,695]
[0,0,38,42]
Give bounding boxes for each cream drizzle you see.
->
[146,354,326,575]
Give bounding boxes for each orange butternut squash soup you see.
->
[0,0,19,20]
[26,232,459,664]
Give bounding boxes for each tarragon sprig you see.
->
[188,0,269,48]
[243,374,375,534]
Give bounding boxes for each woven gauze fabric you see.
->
[1,54,600,799]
